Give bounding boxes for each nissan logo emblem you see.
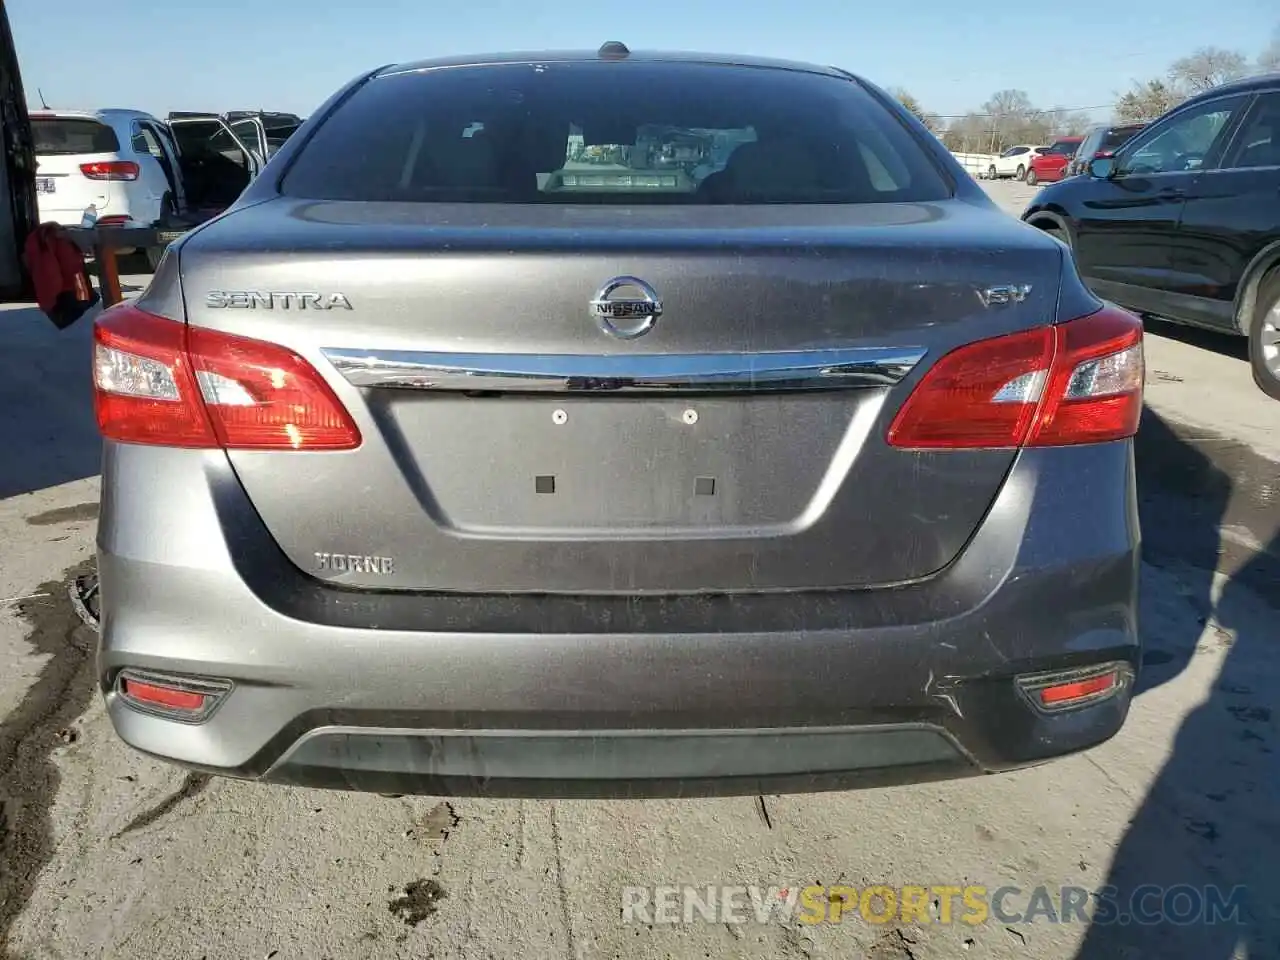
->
[589,276,663,339]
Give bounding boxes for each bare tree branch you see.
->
[1169,47,1247,93]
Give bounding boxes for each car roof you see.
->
[379,47,848,79]
[1183,72,1280,104]
[30,107,160,123]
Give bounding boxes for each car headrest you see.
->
[421,134,498,189]
[722,139,822,196]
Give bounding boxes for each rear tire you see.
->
[1033,220,1070,249]
[987,164,998,181]
[1016,164,1026,181]
[1248,268,1280,401]
[1026,169,1039,186]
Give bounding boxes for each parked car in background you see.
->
[93,46,1145,798]
[1067,123,1146,178]
[33,110,182,265]
[1025,136,1084,185]
[226,111,305,159]
[33,109,262,268]
[986,144,1046,181]
[162,113,264,218]
[1023,73,1280,399]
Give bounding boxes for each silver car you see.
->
[92,46,1145,798]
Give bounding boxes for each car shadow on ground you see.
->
[1076,406,1280,958]
[1143,316,1249,362]
[0,305,101,500]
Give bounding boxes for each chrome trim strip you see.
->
[322,347,926,393]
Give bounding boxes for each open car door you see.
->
[164,114,263,214]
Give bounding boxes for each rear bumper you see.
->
[97,441,1141,798]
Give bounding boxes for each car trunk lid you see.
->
[177,197,1064,594]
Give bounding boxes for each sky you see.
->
[9,0,1279,123]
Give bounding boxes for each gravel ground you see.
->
[1,185,1277,960]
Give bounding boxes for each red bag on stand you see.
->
[22,223,100,329]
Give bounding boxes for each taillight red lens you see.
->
[79,160,140,181]
[887,326,1053,449]
[1026,306,1144,446]
[93,305,215,447]
[888,305,1143,450]
[93,303,361,450]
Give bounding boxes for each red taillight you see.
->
[92,303,361,450]
[95,214,131,227]
[888,305,1144,449]
[79,160,140,181]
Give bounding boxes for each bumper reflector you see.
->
[1016,662,1132,713]
[117,670,230,722]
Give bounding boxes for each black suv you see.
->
[1023,74,1280,399]
[1066,122,1147,178]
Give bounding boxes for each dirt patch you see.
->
[24,503,99,527]
[406,802,460,844]
[388,879,447,926]
[867,928,922,960]
[0,559,99,958]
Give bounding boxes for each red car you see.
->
[1026,137,1084,185]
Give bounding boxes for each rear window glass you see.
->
[1101,126,1143,151]
[32,118,120,155]
[281,62,951,204]
[1047,140,1080,154]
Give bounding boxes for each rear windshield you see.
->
[1047,140,1080,154]
[281,61,952,204]
[32,117,120,155]
[1101,126,1143,151]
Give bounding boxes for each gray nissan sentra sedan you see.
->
[92,45,1144,798]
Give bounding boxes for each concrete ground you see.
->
[1,184,1277,960]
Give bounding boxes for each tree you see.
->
[1169,47,1247,93]
[888,88,942,134]
[1051,110,1095,137]
[941,112,991,152]
[977,89,1040,151]
[1115,79,1186,123]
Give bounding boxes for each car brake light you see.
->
[887,305,1143,449]
[95,215,131,227]
[79,160,140,181]
[93,302,361,450]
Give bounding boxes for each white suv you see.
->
[986,144,1047,181]
[33,109,182,231]
[32,108,263,267]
